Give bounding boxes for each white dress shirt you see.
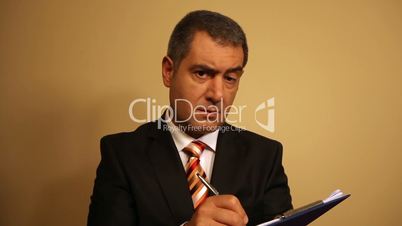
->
[166,119,219,182]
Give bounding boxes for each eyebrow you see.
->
[226,66,244,74]
[189,64,244,75]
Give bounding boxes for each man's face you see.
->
[162,31,244,137]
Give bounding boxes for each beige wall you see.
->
[1,0,401,225]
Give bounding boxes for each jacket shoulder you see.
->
[100,121,158,148]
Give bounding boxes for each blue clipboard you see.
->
[258,193,350,226]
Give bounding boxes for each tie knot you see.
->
[183,140,207,158]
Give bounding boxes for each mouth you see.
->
[195,107,220,114]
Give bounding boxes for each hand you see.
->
[186,195,249,226]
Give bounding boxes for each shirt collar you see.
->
[166,117,219,152]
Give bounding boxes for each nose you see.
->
[206,76,224,104]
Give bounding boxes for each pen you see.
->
[196,173,220,195]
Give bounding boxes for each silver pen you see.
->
[196,173,220,195]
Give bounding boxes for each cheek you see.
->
[223,89,238,105]
[175,84,199,102]
[175,101,191,117]
[171,77,206,109]
[179,82,207,102]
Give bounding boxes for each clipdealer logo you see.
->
[254,97,275,133]
[128,97,275,132]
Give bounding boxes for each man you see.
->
[88,10,292,226]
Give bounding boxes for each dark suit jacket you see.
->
[88,121,292,226]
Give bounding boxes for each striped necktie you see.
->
[183,140,209,209]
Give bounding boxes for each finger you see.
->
[210,195,248,224]
[188,206,227,226]
[210,207,246,226]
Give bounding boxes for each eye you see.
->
[194,70,208,78]
[224,74,238,83]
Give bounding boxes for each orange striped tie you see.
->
[183,140,209,209]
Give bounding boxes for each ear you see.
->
[162,56,174,87]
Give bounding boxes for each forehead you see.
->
[182,31,244,70]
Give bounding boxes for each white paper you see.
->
[256,218,281,226]
[323,189,346,203]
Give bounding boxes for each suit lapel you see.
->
[211,125,248,194]
[146,121,194,224]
